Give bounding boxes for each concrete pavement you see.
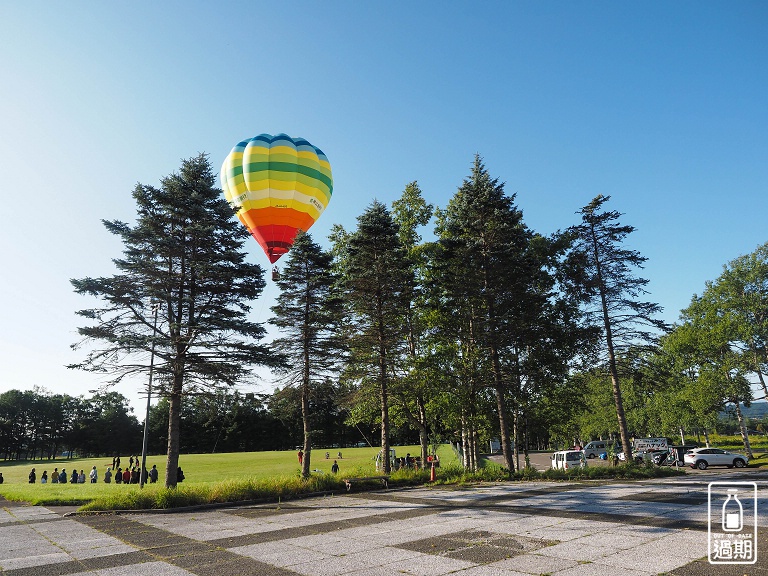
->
[1,472,766,576]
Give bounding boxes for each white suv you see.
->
[684,448,748,470]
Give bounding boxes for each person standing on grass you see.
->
[59,469,67,483]
[149,464,158,483]
[28,468,36,483]
[0,472,4,484]
[89,466,98,483]
[298,449,303,465]
[115,467,122,484]
[52,468,59,483]
[104,467,112,483]
[331,460,339,474]
[78,470,86,483]
[70,469,78,484]
[122,467,130,484]
[41,471,48,483]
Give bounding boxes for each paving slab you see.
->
[2,475,767,576]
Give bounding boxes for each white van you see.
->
[551,450,585,470]
[582,441,612,459]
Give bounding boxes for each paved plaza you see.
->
[1,472,766,576]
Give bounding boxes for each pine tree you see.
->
[269,231,344,478]
[432,156,539,474]
[70,154,280,487]
[569,195,667,460]
[391,182,434,464]
[343,201,411,474]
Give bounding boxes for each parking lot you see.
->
[522,450,760,474]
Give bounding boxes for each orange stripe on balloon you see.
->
[239,207,315,233]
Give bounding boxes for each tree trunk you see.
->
[460,410,469,469]
[468,422,476,471]
[165,370,183,488]
[417,396,428,465]
[513,408,520,472]
[590,221,632,460]
[733,400,754,458]
[703,429,710,447]
[301,318,312,479]
[301,380,311,478]
[756,369,768,401]
[380,354,390,474]
[679,427,685,446]
[494,386,515,473]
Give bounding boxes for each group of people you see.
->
[108,464,160,484]
[28,466,97,484]
[25,456,165,485]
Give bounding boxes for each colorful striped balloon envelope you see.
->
[221,133,333,263]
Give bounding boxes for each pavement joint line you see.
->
[344,488,713,532]
[74,513,298,576]
[206,504,440,549]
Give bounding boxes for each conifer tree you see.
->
[70,154,280,487]
[269,232,344,478]
[432,156,539,473]
[391,182,434,464]
[343,201,411,474]
[569,195,667,460]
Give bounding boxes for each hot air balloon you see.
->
[221,133,333,263]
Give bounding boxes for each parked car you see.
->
[684,448,749,470]
[551,450,585,471]
[582,441,614,459]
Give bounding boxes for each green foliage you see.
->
[341,201,414,472]
[0,388,141,461]
[528,463,683,481]
[69,155,283,487]
[70,154,279,389]
[269,231,346,477]
[567,195,668,456]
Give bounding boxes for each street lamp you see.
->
[139,302,160,489]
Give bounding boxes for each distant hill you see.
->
[721,402,768,419]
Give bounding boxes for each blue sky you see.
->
[1,2,766,411]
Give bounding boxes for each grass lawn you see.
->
[0,444,456,506]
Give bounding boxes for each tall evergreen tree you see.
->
[569,195,667,459]
[391,182,434,464]
[342,201,411,474]
[432,156,540,473]
[70,154,280,487]
[269,231,344,477]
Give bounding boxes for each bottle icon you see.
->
[722,489,743,532]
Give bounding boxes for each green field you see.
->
[0,445,455,506]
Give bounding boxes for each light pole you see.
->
[139,302,160,489]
